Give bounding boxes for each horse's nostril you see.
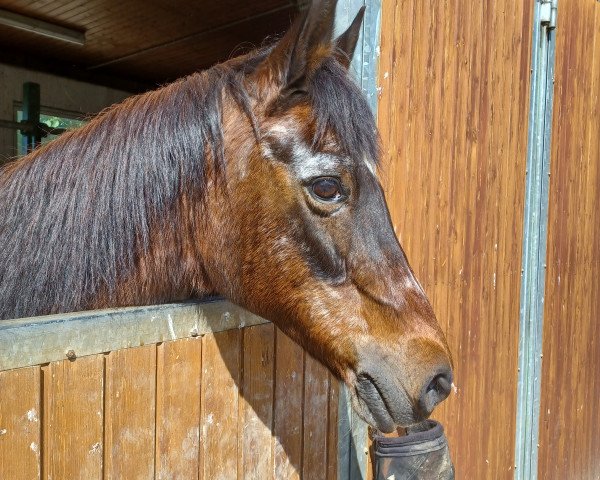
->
[427,373,451,396]
[419,369,453,416]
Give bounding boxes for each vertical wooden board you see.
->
[272,329,304,480]
[43,355,104,480]
[377,0,533,477]
[155,337,202,480]
[302,355,329,480]
[104,344,156,480]
[326,375,338,480]
[0,366,41,480]
[538,2,600,479]
[200,329,241,480]
[239,323,275,480]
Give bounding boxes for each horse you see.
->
[0,0,453,433]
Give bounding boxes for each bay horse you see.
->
[0,0,452,432]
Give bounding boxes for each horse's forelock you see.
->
[308,57,380,165]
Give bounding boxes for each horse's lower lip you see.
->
[353,375,398,432]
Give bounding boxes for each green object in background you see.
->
[10,81,85,157]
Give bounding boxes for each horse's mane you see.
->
[0,47,379,320]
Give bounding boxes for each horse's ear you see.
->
[333,6,365,69]
[267,0,337,91]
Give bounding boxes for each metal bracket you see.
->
[540,0,558,29]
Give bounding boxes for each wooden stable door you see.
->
[378,0,532,477]
[538,2,600,478]
[377,1,600,479]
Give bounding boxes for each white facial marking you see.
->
[292,143,344,179]
[410,275,427,297]
[268,124,290,135]
[261,143,274,160]
[363,156,376,176]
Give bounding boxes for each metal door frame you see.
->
[515,1,558,479]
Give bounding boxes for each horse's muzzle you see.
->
[348,342,453,432]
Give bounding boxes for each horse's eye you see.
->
[311,177,342,201]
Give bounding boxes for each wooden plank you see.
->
[104,344,156,480]
[155,337,202,480]
[377,0,533,477]
[239,323,275,480]
[200,329,241,480]
[538,2,600,478]
[0,300,269,371]
[302,355,329,480]
[0,366,41,480]
[109,6,297,82]
[43,356,104,480]
[272,330,304,479]
[326,376,339,480]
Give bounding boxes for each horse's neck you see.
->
[0,74,247,318]
[90,194,218,311]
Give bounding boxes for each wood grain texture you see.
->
[273,330,304,480]
[104,345,157,480]
[302,355,330,480]
[239,323,275,480]
[0,320,340,479]
[538,2,600,479]
[0,366,41,480]
[200,330,241,480]
[155,338,202,480]
[377,0,533,477]
[43,356,104,480]
[0,300,268,372]
[326,376,339,480]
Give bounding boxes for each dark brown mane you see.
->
[0,52,260,319]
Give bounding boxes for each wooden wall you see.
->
[0,325,339,480]
[538,2,600,479]
[377,1,533,477]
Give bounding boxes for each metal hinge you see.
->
[540,0,558,29]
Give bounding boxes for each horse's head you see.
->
[202,0,453,432]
